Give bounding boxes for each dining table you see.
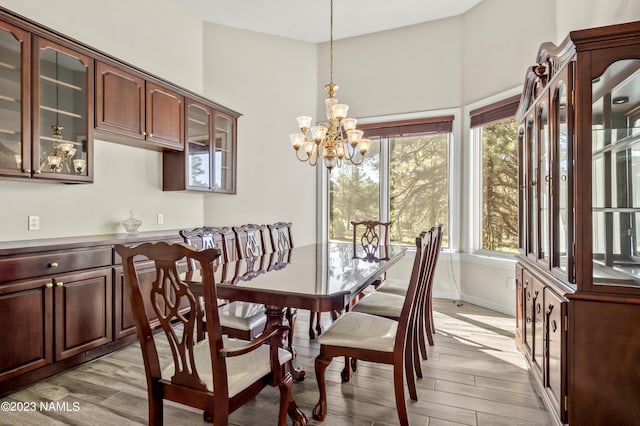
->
[183,241,406,425]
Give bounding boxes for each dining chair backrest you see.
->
[351,220,391,261]
[114,242,224,395]
[232,224,267,260]
[179,226,233,270]
[393,229,433,350]
[266,222,293,253]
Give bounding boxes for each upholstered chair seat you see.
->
[219,301,267,332]
[317,312,397,352]
[161,336,292,398]
[351,291,405,318]
[376,278,409,296]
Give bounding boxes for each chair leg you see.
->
[393,361,409,426]
[341,356,352,382]
[277,372,294,426]
[313,353,332,421]
[148,384,163,426]
[286,307,297,356]
[350,357,358,372]
[309,311,323,339]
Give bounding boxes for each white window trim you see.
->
[464,86,522,256]
[317,108,461,251]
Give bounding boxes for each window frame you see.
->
[318,108,461,252]
[467,88,522,257]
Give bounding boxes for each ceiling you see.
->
[175,0,484,43]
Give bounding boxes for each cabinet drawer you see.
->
[0,247,112,282]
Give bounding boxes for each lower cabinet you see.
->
[54,268,112,360]
[113,262,163,339]
[516,262,568,424]
[0,267,112,383]
[0,277,53,383]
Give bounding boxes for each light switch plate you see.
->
[157,213,164,225]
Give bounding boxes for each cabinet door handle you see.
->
[551,319,558,332]
[23,169,31,173]
[45,282,53,288]
[49,262,59,268]
[34,169,42,174]
[143,131,147,136]
[149,133,153,138]
[56,282,64,287]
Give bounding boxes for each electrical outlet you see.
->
[157,213,164,225]
[28,215,40,231]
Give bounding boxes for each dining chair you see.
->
[114,241,295,426]
[266,222,293,253]
[352,225,442,376]
[180,226,267,341]
[264,222,299,354]
[351,220,391,262]
[312,230,434,426]
[377,224,443,352]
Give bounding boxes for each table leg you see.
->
[265,306,306,381]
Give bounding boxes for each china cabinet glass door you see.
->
[527,117,538,258]
[538,102,550,264]
[186,102,212,190]
[34,38,91,181]
[591,58,640,287]
[214,113,235,193]
[552,71,573,280]
[0,22,29,177]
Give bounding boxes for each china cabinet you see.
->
[163,98,238,193]
[516,21,640,425]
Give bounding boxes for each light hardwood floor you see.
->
[0,299,552,425]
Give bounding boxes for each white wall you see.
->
[319,17,463,119]
[0,0,205,241]
[200,24,318,245]
[555,0,640,44]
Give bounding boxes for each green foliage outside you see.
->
[329,134,449,246]
[481,119,519,252]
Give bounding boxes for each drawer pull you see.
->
[56,282,64,287]
[149,133,154,138]
[49,262,59,268]
[45,282,53,288]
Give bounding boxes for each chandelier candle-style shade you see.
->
[289,0,371,171]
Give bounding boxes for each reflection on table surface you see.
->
[185,242,406,301]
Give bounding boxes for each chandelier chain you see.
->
[329,0,333,84]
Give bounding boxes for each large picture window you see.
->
[329,116,453,246]
[471,96,520,253]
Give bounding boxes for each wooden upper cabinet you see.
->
[95,62,144,140]
[145,81,184,150]
[95,62,184,151]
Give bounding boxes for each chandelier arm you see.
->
[294,148,311,163]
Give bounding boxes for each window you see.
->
[329,115,453,246]
[470,95,520,253]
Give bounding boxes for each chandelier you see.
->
[289,0,371,171]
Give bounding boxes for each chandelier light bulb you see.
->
[290,133,305,150]
[311,125,328,143]
[297,116,312,133]
[332,104,349,120]
[342,118,357,131]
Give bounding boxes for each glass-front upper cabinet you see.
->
[526,116,539,259]
[163,100,237,193]
[33,37,93,182]
[591,58,640,287]
[214,112,236,193]
[186,101,212,190]
[0,21,30,177]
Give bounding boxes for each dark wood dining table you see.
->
[184,241,406,425]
